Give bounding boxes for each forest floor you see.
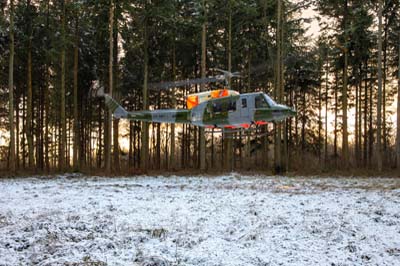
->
[1,174,400,266]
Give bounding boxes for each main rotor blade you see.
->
[211,68,242,79]
[148,63,269,90]
[213,63,269,79]
[149,77,222,90]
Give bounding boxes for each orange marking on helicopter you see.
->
[210,89,229,98]
[187,89,233,109]
[224,125,236,129]
[240,123,251,128]
[255,121,268,125]
[186,95,198,109]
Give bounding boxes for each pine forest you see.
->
[1,0,399,175]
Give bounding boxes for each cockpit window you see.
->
[255,94,270,108]
[263,94,277,107]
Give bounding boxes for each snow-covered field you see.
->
[1,174,400,266]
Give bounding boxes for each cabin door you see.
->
[240,96,251,120]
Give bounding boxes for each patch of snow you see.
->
[1,175,400,265]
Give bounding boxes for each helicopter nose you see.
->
[288,107,297,116]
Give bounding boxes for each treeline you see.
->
[0,0,399,174]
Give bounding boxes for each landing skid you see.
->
[205,125,272,138]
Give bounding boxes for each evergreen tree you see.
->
[8,0,16,173]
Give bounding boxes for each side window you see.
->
[212,100,236,112]
[213,102,222,113]
[241,98,247,108]
[228,100,236,112]
[255,95,269,108]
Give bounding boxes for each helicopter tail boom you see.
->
[103,93,191,124]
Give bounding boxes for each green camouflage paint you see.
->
[103,92,296,128]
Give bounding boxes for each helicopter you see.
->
[97,68,296,130]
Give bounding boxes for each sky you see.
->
[302,5,321,38]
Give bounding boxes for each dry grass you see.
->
[0,161,398,179]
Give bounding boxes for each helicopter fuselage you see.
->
[116,92,295,129]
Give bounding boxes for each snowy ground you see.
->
[1,174,400,266]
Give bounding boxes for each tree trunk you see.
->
[151,123,156,168]
[112,0,120,172]
[141,15,149,172]
[341,0,349,168]
[27,57,34,167]
[181,124,185,168]
[223,0,233,171]
[8,0,16,173]
[128,120,133,167]
[199,0,207,171]
[156,123,161,170]
[66,114,70,167]
[357,64,363,167]
[21,94,26,168]
[27,1,34,169]
[396,35,400,169]
[280,4,287,172]
[59,0,67,171]
[324,53,329,165]
[363,61,368,167]
[318,78,322,162]
[97,102,103,168]
[382,15,388,165]
[44,0,50,171]
[105,0,114,173]
[368,73,373,166]
[274,0,283,174]
[38,64,44,170]
[73,13,80,171]
[334,71,338,165]
[301,92,306,152]
[355,81,359,166]
[16,89,19,169]
[169,39,176,170]
[376,0,383,172]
